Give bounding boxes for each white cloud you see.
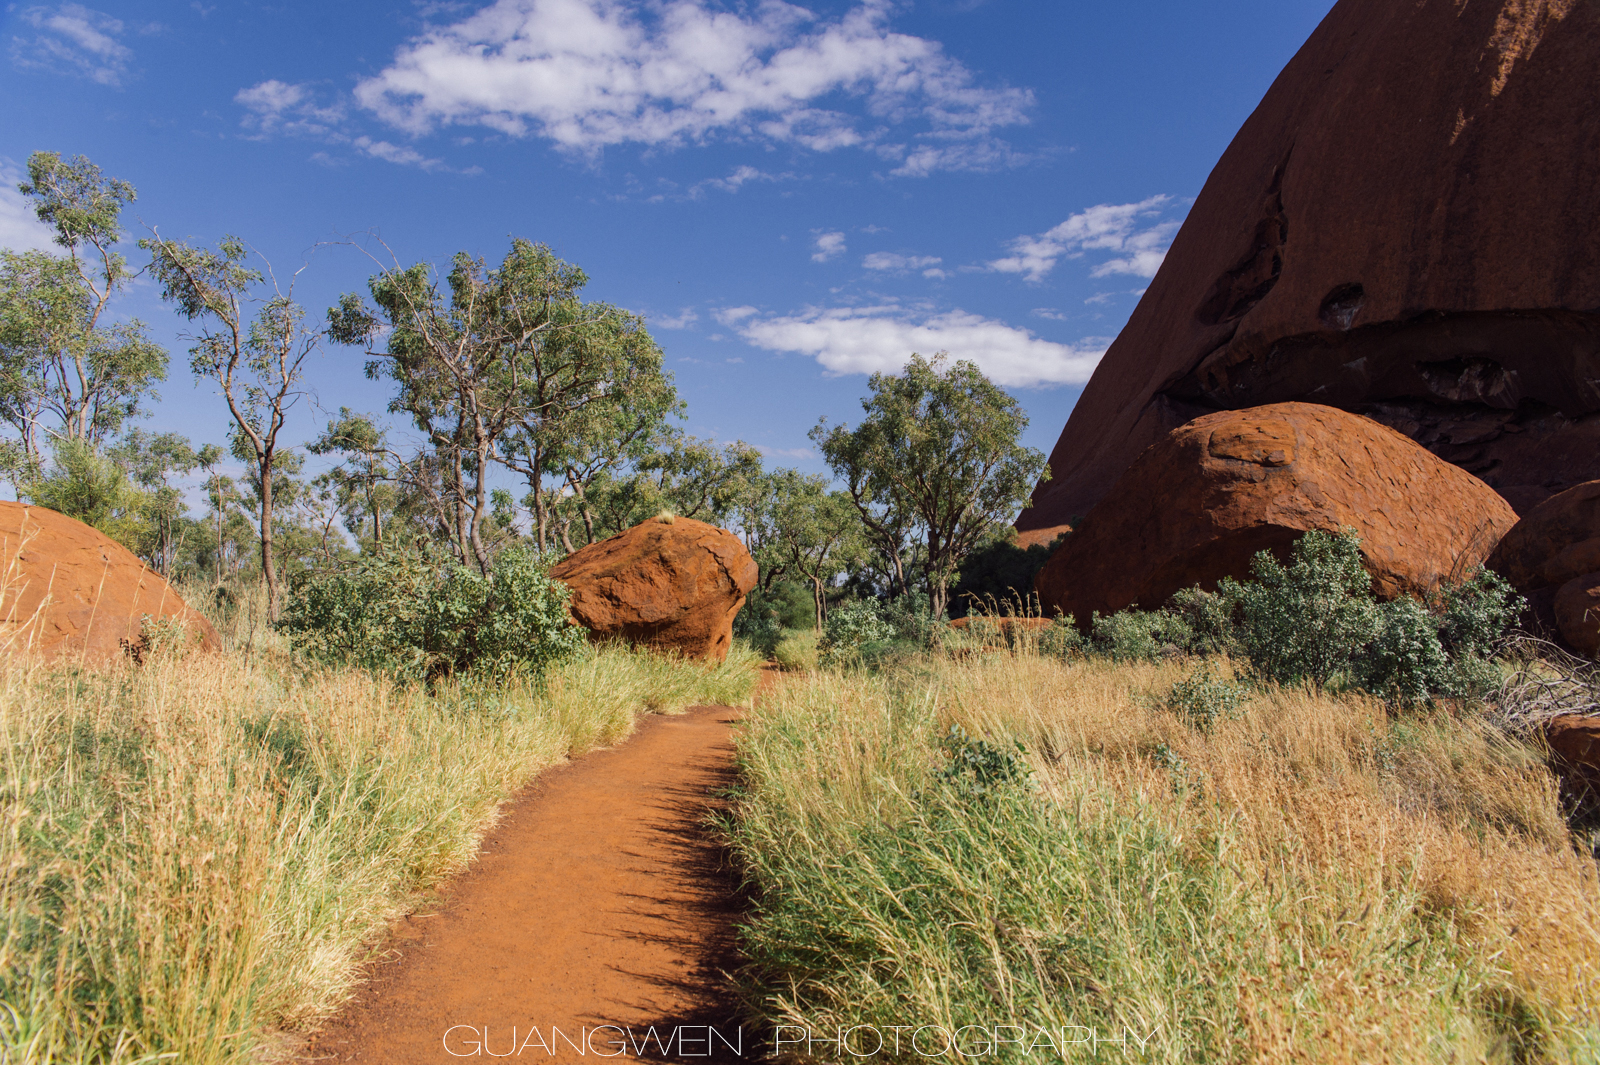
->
[862,251,942,272]
[733,305,1105,388]
[754,444,815,460]
[686,164,791,198]
[654,307,698,329]
[1031,307,1067,321]
[988,195,1179,283]
[10,4,132,86]
[714,305,760,325]
[353,135,452,170]
[811,231,846,263]
[0,163,57,254]
[233,80,466,171]
[354,0,1032,174]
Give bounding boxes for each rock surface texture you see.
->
[1485,480,1600,643]
[550,517,758,662]
[1016,0,1600,546]
[1544,714,1600,814]
[1034,404,1518,624]
[0,501,220,662]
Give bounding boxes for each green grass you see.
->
[0,625,760,1064]
[724,653,1600,1064]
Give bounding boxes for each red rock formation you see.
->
[1544,713,1600,813]
[1034,403,1517,623]
[1484,480,1600,644]
[550,517,758,662]
[0,501,220,662]
[1017,0,1600,546]
[1553,574,1600,657]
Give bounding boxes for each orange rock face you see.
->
[1017,0,1600,545]
[0,501,220,662]
[1034,403,1518,623]
[550,517,758,662]
[1553,574,1600,658]
[1544,714,1600,813]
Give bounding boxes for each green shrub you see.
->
[735,580,814,655]
[1165,662,1250,732]
[1164,586,1237,654]
[1226,529,1380,686]
[1361,596,1451,706]
[279,546,585,682]
[1090,606,1194,662]
[937,724,1032,799]
[820,595,935,665]
[1038,613,1087,658]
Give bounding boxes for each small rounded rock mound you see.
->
[1035,402,1518,624]
[550,516,758,662]
[0,500,221,662]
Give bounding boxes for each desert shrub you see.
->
[1360,596,1451,706]
[1165,661,1250,732]
[1090,606,1194,662]
[820,594,937,665]
[1164,585,1237,654]
[1226,529,1380,686]
[1037,613,1087,658]
[279,546,584,682]
[936,724,1032,799]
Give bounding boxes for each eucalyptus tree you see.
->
[142,233,319,617]
[308,408,399,551]
[502,311,681,551]
[110,428,199,576]
[332,240,622,569]
[745,469,864,631]
[0,152,165,458]
[812,353,1048,619]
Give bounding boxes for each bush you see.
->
[1164,586,1236,655]
[819,594,936,665]
[1091,606,1195,662]
[1038,613,1087,658]
[735,580,814,655]
[1165,662,1250,732]
[1226,529,1380,686]
[279,546,585,682]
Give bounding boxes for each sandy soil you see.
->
[302,703,751,1064]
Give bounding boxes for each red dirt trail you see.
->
[303,702,753,1064]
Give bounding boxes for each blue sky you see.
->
[0,0,1336,489]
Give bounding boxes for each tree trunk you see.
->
[259,450,279,620]
[812,577,825,633]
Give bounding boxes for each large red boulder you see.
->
[550,517,758,662]
[1034,403,1518,623]
[1485,480,1600,648]
[1544,714,1600,815]
[1017,0,1600,547]
[0,501,220,662]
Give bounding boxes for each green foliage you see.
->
[1361,596,1451,707]
[1038,613,1087,658]
[1164,586,1236,655]
[1165,662,1250,732]
[0,153,165,454]
[820,594,938,665]
[812,352,1049,617]
[1090,606,1195,662]
[772,630,820,672]
[734,580,814,654]
[279,546,585,683]
[1226,529,1380,686]
[25,437,146,546]
[949,529,1060,618]
[742,467,864,630]
[936,724,1032,799]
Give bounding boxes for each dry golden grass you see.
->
[729,651,1600,1063]
[0,631,760,1065]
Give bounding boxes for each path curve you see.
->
[304,704,749,1064]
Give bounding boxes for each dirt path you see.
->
[303,703,751,1064]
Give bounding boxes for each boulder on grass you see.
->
[0,500,221,662]
[1484,481,1600,647]
[1544,714,1600,816]
[1034,403,1518,624]
[550,516,758,662]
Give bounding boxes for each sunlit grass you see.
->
[727,651,1600,1063]
[0,613,760,1064]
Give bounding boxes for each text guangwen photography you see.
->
[0,0,1597,1062]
